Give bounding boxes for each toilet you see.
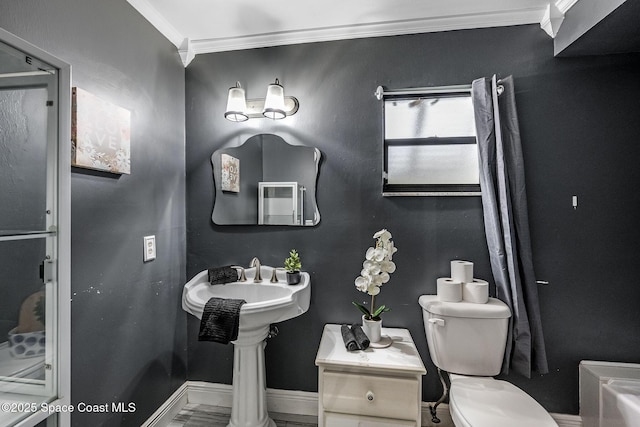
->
[418,295,558,427]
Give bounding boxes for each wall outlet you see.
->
[144,235,156,262]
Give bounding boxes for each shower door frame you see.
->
[0,72,59,401]
[0,27,71,427]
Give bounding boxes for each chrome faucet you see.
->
[230,265,247,282]
[270,268,280,283]
[249,257,262,282]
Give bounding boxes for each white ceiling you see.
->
[127,0,572,64]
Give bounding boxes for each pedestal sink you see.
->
[182,266,311,427]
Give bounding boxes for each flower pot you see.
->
[286,271,301,285]
[362,315,382,343]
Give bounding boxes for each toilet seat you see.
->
[449,376,558,427]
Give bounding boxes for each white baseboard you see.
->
[185,381,234,408]
[186,381,319,416]
[266,386,319,416]
[140,382,189,427]
[143,381,583,427]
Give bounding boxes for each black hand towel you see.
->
[198,297,246,344]
[208,266,239,285]
[351,324,370,350]
[341,324,360,351]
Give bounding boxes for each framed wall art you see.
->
[221,153,240,192]
[72,87,131,174]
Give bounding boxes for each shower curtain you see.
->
[471,75,549,377]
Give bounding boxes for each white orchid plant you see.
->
[352,229,397,321]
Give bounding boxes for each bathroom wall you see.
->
[185,25,640,414]
[0,1,187,425]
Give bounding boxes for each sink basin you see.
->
[182,266,310,331]
[182,265,311,427]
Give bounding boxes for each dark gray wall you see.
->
[1,1,187,425]
[186,25,640,415]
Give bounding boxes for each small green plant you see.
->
[352,301,390,321]
[284,249,302,273]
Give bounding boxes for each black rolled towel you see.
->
[351,324,370,350]
[208,266,239,285]
[198,297,245,344]
[341,324,360,351]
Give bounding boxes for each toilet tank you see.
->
[419,295,511,376]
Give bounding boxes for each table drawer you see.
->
[322,371,419,420]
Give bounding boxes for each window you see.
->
[378,85,481,196]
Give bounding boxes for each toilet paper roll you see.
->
[462,279,489,304]
[437,277,462,302]
[451,260,474,283]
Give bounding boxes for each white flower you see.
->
[363,260,381,275]
[366,247,385,262]
[365,247,375,260]
[373,229,392,241]
[386,240,397,260]
[355,276,369,292]
[380,260,396,274]
[367,284,380,295]
[354,229,398,296]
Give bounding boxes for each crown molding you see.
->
[191,8,545,55]
[178,38,195,67]
[556,0,581,12]
[540,0,581,38]
[127,2,549,66]
[127,0,184,47]
[540,3,565,37]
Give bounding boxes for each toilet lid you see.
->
[449,377,558,427]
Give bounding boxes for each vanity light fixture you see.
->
[224,78,299,122]
[263,78,286,119]
[224,82,249,122]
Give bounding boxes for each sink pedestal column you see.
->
[228,324,275,427]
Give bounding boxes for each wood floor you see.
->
[168,403,318,427]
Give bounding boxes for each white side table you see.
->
[315,324,426,427]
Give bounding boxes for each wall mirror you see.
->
[377,85,481,196]
[211,134,321,226]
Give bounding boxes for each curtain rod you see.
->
[374,84,471,100]
[374,80,506,100]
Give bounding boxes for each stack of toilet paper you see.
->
[437,260,489,304]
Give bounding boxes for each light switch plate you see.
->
[144,235,156,262]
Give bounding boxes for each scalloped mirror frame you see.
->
[211,134,321,226]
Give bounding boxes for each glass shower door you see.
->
[0,39,61,425]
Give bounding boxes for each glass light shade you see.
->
[224,83,248,122]
[263,79,286,119]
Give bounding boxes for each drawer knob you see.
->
[366,391,375,402]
